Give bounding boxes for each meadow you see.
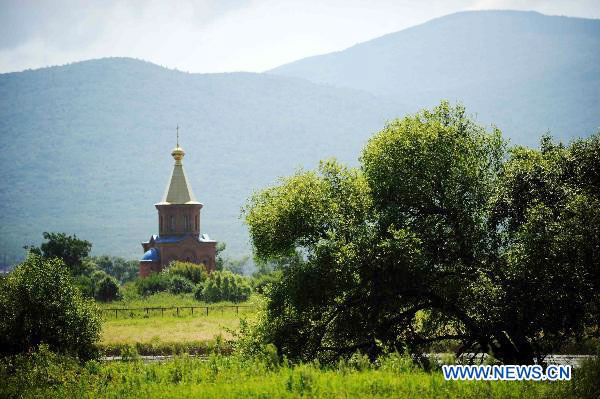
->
[97,292,258,356]
[5,348,598,399]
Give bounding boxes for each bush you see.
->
[0,344,82,399]
[194,283,205,301]
[162,261,208,284]
[74,274,96,298]
[195,270,252,303]
[90,269,108,283]
[95,276,120,302]
[0,254,101,360]
[568,356,600,399]
[252,272,281,295]
[168,275,195,294]
[136,272,170,296]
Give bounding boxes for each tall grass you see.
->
[3,349,590,399]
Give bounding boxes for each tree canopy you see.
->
[243,102,600,365]
[27,232,92,275]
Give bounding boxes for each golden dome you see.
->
[171,145,185,164]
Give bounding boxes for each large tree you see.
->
[243,102,600,365]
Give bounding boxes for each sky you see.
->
[0,0,599,74]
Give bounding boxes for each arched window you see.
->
[184,215,190,231]
[170,215,175,232]
[195,214,199,231]
[159,216,163,232]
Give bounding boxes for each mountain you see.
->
[271,10,600,146]
[2,10,599,264]
[0,58,403,261]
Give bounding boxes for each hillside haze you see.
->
[0,58,401,261]
[271,10,600,146]
[1,10,599,263]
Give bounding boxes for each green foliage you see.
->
[565,356,600,399]
[243,102,600,364]
[0,254,101,360]
[223,255,250,275]
[95,276,120,302]
[215,242,227,271]
[195,270,252,303]
[215,242,250,275]
[91,255,139,284]
[252,271,282,295]
[73,274,95,298]
[168,275,195,294]
[99,339,232,357]
[162,260,208,284]
[136,272,170,296]
[0,344,82,399]
[0,349,573,399]
[26,232,92,275]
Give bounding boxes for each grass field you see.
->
[98,292,257,352]
[101,311,252,344]
[6,351,594,399]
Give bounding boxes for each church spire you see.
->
[158,126,199,204]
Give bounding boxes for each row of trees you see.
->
[136,261,253,303]
[21,233,257,303]
[242,102,600,365]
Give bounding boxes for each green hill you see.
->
[271,10,600,146]
[0,58,401,260]
[1,10,599,263]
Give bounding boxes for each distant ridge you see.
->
[270,10,600,146]
[1,10,598,262]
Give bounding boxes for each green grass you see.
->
[3,351,583,399]
[100,312,252,344]
[98,292,258,346]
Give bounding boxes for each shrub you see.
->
[90,269,108,283]
[252,272,281,295]
[95,276,120,302]
[194,283,205,301]
[0,344,82,399]
[74,274,96,298]
[168,275,195,294]
[162,261,208,284]
[195,270,252,303]
[0,254,101,360]
[568,356,600,399]
[136,272,170,296]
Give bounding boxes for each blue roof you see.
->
[154,235,187,243]
[140,247,159,262]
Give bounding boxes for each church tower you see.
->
[139,132,217,277]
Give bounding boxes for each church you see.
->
[139,135,217,277]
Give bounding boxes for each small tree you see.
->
[195,270,252,303]
[95,276,120,302]
[0,254,101,360]
[215,242,227,271]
